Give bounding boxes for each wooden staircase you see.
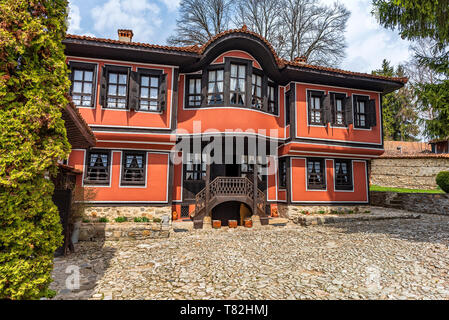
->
[192,176,266,228]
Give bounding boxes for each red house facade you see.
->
[64,27,406,228]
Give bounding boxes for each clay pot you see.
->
[212,220,221,229]
[272,208,279,217]
[244,219,253,228]
[228,220,238,228]
[172,211,178,220]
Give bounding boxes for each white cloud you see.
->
[68,2,82,34]
[321,0,412,72]
[158,0,180,11]
[91,0,163,43]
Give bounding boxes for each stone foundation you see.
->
[79,222,170,241]
[83,206,172,222]
[277,204,370,224]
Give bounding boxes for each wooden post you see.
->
[205,155,210,218]
[253,160,258,216]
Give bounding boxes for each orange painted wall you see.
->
[212,50,262,69]
[69,149,169,203]
[294,83,382,145]
[67,57,175,130]
[290,158,368,203]
[266,156,277,201]
[172,161,183,202]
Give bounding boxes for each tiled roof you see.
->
[65,26,408,84]
[65,34,198,53]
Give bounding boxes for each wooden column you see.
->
[205,155,211,218]
[253,161,258,216]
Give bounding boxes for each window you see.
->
[307,158,326,190]
[84,150,111,185]
[251,73,263,109]
[354,95,369,128]
[121,152,146,186]
[332,93,346,126]
[334,159,352,190]
[268,83,276,114]
[308,91,324,125]
[107,71,128,108]
[139,74,159,111]
[285,90,291,125]
[186,76,202,107]
[180,205,190,218]
[279,158,287,189]
[70,62,96,107]
[207,69,224,105]
[185,154,206,181]
[240,155,263,180]
[230,64,246,105]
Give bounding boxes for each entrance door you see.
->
[225,164,239,177]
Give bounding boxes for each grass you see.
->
[370,185,445,194]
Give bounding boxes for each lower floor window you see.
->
[185,153,206,180]
[334,159,352,190]
[121,151,146,186]
[84,150,111,185]
[307,158,326,190]
[279,158,287,188]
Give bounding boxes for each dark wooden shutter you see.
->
[322,94,331,124]
[128,71,139,111]
[307,91,312,124]
[158,73,167,111]
[99,66,107,108]
[345,96,353,125]
[368,99,377,127]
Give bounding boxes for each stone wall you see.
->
[83,206,171,222]
[277,204,370,224]
[371,157,449,189]
[79,222,170,241]
[370,191,449,215]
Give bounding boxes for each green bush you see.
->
[98,217,108,223]
[0,1,71,299]
[153,218,161,223]
[114,217,128,223]
[436,171,449,193]
[134,217,150,223]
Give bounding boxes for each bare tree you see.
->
[233,0,281,45]
[279,0,350,65]
[167,0,234,46]
[168,0,350,67]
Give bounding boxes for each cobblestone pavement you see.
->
[50,213,449,300]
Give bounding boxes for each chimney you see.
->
[118,29,133,42]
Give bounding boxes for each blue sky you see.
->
[67,0,413,73]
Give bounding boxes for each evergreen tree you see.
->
[0,0,71,299]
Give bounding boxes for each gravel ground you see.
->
[50,213,449,300]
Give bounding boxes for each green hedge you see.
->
[0,1,71,299]
[436,171,449,193]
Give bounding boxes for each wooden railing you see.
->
[194,176,265,216]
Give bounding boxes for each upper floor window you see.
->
[186,75,202,107]
[230,64,246,105]
[121,151,146,186]
[307,158,326,190]
[334,159,352,190]
[107,71,128,109]
[69,62,96,108]
[268,83,276,114]
[285,90,291,125]
[139,74,159,111]
[207,69,224,105]
[84,150,111,185]
[331,93,347,126]
[308,90,325,125]
[251,73,263,109]
[353,95,377,129]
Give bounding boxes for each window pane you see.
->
[216,70,223,81]
[359,101,365,113]
[208,71,216,81]
[230,78,236,90]
[83,83,92,94]
[118,85,126,96]
[238,65,245,78]
[108,85,116,95]
[150,88,158,99]
[141,76,149,87]
[84,71,93,81]
[73,82,82,93]
[119,74,127,84]
[195,79,201,93]
[141,87,148,98]
[231,65,237,77]
[74,70,83,81]
[238,79,245,92]
[150,77,158,87]
[109,73,117,83]
[189,79,195,94]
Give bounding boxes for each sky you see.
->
[67,0,413,74]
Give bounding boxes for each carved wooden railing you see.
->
[194,176,265,217]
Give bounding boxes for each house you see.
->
[430,139,449,154]
[63,27,406,228]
